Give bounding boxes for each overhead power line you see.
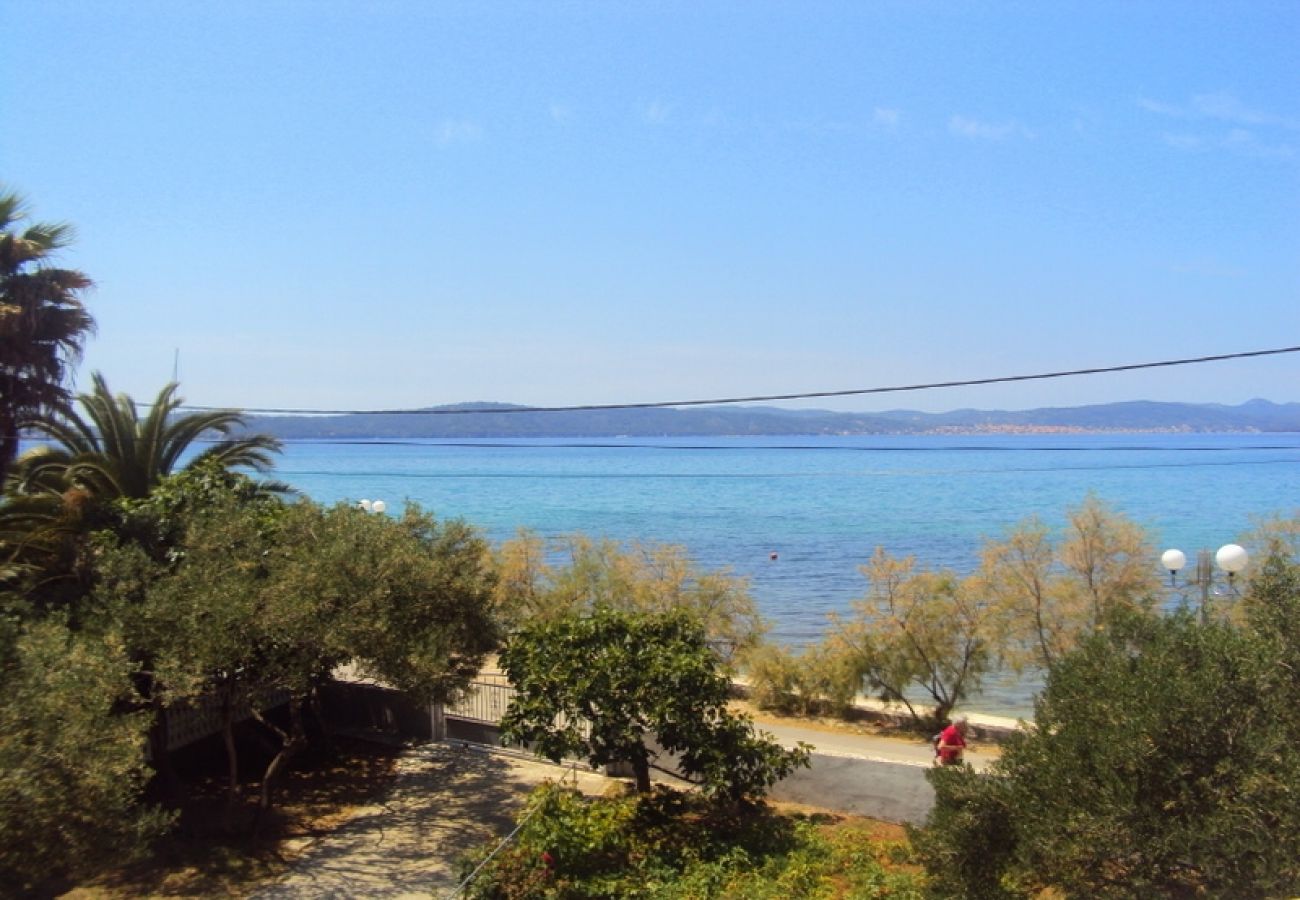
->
[174,345,1300,416]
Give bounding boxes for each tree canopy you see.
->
[914,550,1300,898]
[978,494,1158,671]
[93,488,501,808]
[833,547,999,729]
[499,606,808,800]
[745,496,1158,729]
[0,619,170,893]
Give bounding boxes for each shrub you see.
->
[914,604,1300,897]
[462,782,926,899]
[0,620,171,893]
[743,640,860,718]
[908,766,1019,899]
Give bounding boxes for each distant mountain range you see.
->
[242,399,1300,439]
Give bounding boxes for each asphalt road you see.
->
[752,718,997,825]
[770,753,935,824]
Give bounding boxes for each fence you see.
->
[444,674,513,725]
[441,676,591,747]
[156,686,291,753]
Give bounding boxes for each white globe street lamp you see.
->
[1160,548,1187,575]
[357,498,387,514]
[1160,543,1249,621]
[1215,543,1249,575]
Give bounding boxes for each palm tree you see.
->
[0,488,95,607]
[0,187,95,485]
[13,373,283,501]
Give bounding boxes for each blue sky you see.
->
[2,1,1297,413]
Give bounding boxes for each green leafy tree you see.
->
[914,605,1300,898]
[1240,542,1300,704]
[499,606,808,800]
[13,372,282,501]
[2,450,285,628]
[494,529,764,655]
[2,377,283,622]
[96,495,500,810]
[1239,512,1300,601]
[833,548,1000,729]
[0,619,170,894]
[0,187,95,485]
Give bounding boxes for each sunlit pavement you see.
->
[755,718,1002,825]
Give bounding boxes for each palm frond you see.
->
[14,372,283,500]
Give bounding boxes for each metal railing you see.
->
[444,678,592,742]
[445,677,514,724]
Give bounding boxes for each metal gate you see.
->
[443,675,515,745]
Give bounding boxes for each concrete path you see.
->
[251,743,611,900]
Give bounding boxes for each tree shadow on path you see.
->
[252,742,607,899]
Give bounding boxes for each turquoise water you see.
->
[272,433,1300,715]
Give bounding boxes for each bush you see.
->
[0,620,171,894]
[914,605,1300,898]
[908,765,1019,899]
[461,782,925,899]
[743,640,860,718]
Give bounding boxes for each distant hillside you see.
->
[242,399,1300,439]
[876,399,1300,433]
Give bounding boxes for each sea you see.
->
[271,432,1299,716]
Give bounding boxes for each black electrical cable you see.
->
[169,345,1300,416]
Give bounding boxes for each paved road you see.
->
[754,718,997,770]
[771,754,934,824]
[752,719,997,825]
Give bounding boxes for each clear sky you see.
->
[2,1,1297,414]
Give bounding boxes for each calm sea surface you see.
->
[273,433,1300,716]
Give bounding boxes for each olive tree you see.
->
[914,598,1300,898]
[0,619,170,893]
[98,493,500,811]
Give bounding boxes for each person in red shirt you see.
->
[936,716,969,766]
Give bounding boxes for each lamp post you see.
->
[1160,543,1249,622]
[357,498,387,514]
